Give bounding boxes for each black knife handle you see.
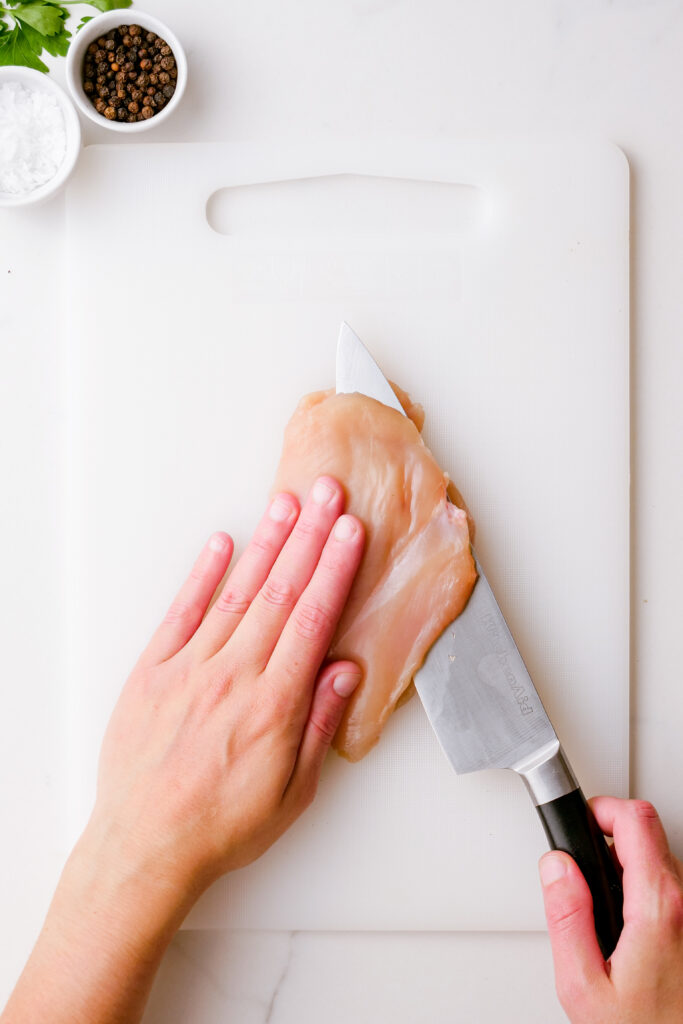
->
[536,788,623,959]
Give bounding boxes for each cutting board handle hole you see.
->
[206,174,485,238]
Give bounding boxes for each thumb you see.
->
[282,661,362,810]
[539,851,610,1012]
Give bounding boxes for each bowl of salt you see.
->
[0,66,81,208]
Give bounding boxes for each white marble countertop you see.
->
[2,1,683,1020]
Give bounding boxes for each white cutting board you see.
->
[64,139,629,931]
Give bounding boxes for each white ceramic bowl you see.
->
[0,66,81,208]
[65,11,186,132]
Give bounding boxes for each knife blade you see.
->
[336,322,623,959]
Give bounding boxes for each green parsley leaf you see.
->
[12,3,65,37]
[76,15,93,32]
[19,18,70,57]
[85,0,133,11]
[42,31,71,55]
[0,0,133,74]
[0,24,48,71]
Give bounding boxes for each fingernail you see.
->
[209,533,229,552]
[539,853,568,886]
[269,496,295,522]
[312,478,336,505]
[333,515,357,541]
[333,671,361,698]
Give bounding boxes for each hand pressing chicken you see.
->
[1,478,364,1024]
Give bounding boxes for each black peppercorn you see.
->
[82,23,179,124]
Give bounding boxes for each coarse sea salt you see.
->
[0,81,66,195]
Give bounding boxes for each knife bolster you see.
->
[514,742,578,806]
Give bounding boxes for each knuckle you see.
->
[319,545,351,577]
[308,705,339,746]
[293,599,334,641]
[199,667,236,711]
[547,900,584,934]
[261,682,294,721]
[164,599,192,624]
[630,799,659,820]
[260,576,296,609]
[216,585,250,616]
[249,533,274,556]
[292,516,319,542]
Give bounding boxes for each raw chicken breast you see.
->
[272,386,476,761]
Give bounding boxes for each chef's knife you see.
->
[336,322,624,959]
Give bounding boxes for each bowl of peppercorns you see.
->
[65,11,186,131]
